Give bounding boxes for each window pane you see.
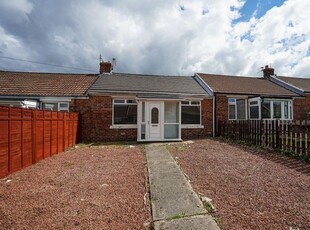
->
[236,99,246,120]
[273,102,282,119]
[127,100,136,104]
[114,104,137,124]
[262,101,271,119]
[151,107,159,124]
[164,124,179,139]
[250,101,258,105]
[228,98,236,104]
[165,102,179,123]
[181,101,189,105]
[114,99,125,104]
[43,103,58,111]
[284,101,289,119]
[59,103,68,108]
[181,106,200,124]
[250,106,259,119]
[229,104,236,120]
[191,101,200,105]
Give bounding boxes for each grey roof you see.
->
[277,76,310,93]
[89,73,207,96]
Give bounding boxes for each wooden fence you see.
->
[217,120,310,159]
[0,106,78,178]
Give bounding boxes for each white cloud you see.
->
[0,0,309,78]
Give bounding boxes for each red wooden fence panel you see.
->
[0,106,78,178]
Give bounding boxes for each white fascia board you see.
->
[270,75,304,96]
[194,73,214,96]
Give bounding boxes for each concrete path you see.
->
[145,144,220,230]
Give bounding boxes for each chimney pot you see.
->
[263,65,274,78]
[99,61,113,74]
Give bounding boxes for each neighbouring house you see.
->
[0,71,98,111]
[273,76,310,120]
[195,66,303,135]
[71,62,212,142]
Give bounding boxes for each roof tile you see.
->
[0,71,98,97]
[198,73,299,97]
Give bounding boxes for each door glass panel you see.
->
[141,124,145,139]
[164,124,179,139]
[151,107,159,124]
[142,102,145,122]
[164,102,179,123]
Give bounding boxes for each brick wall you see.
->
[182,99,213,139]
[215,95,228,122]
[71,96,136,142]
[292,94,310,120]
[71,96,214,142]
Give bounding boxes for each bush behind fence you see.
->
[217,120,310,160]
[0,106,78,178]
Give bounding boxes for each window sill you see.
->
[110,125,137,129]
[181,125,204,129]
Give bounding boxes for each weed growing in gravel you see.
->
[203,202,213,214]
[63,161,74,167]
[166,213,187,221]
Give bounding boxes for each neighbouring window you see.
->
[113,99,137,125]
[228,98,246,120]
[42,102,69,112]
[181,100,200,124]
[42,103,58,111]
[262,101,271,119]
[249,99,260,120]
[261,99,292,120]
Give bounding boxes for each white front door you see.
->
[148,102,162,140]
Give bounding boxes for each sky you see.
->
[0,0,309,78]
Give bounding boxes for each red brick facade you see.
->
[71,96,137,142]
[71,96,213,142]
[182,99,213,139]
[215,95,228,123]
[292,94,310,120]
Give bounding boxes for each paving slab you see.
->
[154,215,220,230]
[145,144,220,230]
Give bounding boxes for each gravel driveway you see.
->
[0,144,151,230]
[169,139,310,230]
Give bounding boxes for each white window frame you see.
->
[248,97,261,120]
[181,100,203,128]
[228,98,247,120]
[41,102,69,112]
[111,99,137,128]
[261,99,293,120]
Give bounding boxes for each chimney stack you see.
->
[99,61,113,74]
[262,65,275,78]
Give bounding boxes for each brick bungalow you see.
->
[195,66,303,136]
[71,62,212,142]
